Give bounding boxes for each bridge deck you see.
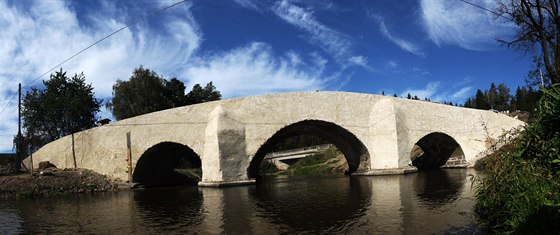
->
[264,144,333,160]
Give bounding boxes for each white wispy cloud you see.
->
[272,0,364,67]
[420,0,514,50]
[0,1,331,152]
[387,61,398,69]
[399,82,473,104]
[451,86,473,100]
[184,42,328,98]
[233,0,262,11]
[348,56,375,72]
[400,82,441,99]
[379,21,425,57]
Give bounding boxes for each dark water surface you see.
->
[0,169,482,234]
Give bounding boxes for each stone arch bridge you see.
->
[25,92,524,186]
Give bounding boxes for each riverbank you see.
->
[0,168,118,200]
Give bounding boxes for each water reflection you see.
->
[2,169,481,234]
[0,206,23,234]
[133,186,204,233]
[249,175,371,234]
[412,170,465,206]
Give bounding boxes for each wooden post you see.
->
[27,128,34,175]
[29,146,33,176]
[126,132,132,182]
[72,132,76,169]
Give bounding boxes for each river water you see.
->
[1,169,482,234]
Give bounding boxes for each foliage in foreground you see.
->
[475,84,560,234]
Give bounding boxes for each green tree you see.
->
[107,66,222,120]
[475,89,490,110]
[497,0,560,85]
[165,78,188,108]
[511,85,542,112]
[21,69,101,148]
[496,83,512,111]
[185,82,222,105]
[486,83,499,109]
[464,97,475,108]
[107,66,186,120]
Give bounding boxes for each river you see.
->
[0,169,482,234]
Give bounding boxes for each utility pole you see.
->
[15,83,21,173]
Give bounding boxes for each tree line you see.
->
[106,66,220,120]
[463,82,541,112]
[17,66,221,153]
[382,82,542,112]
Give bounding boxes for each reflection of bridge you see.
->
[264,144,333,170]
[24,91,524,187]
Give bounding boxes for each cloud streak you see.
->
[379,21,424,57]
[272,0,369,69]
[399,82,473,103]
[420,0,514,50]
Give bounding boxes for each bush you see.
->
[259,161,281,175]
[475,84,560,234]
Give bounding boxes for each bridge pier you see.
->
[199,106,255,187]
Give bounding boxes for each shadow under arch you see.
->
[410,132,465,170]
[248,120,370,179]
[133,142,202,187]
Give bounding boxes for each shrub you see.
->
[475,84,560,234]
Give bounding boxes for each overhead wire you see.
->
[457,0,513,21]
[0,0,188,117]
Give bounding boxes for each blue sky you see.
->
[0,0,533,152]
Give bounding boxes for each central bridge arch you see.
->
[248,120,371,179]
[409,132,466,170]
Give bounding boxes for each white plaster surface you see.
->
[23,91,525,184]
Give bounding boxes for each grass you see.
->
[283,147,343,175]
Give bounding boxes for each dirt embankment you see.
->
[0,168,119,200]
[507,111,530,122]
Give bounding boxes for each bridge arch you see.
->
[247,120,370,179]
[133,141,202,187]
[409,132,465,170]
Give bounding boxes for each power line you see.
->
[457,0,513,21]
[0,0,188,117]
[0,95,16,117]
